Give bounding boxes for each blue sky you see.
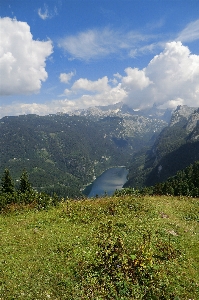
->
[0,0,199,118]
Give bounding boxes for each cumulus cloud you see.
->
[2,41,199,117]
[0,102,51,118]
[71,76,110,93]
[59,72,75,84]
[121,67,152,91]
[58,27,151,60]
[0,82,127,119]
[144,41,199,107]
[66,41,199,110]
[177,19,199,42]
[0,17,53,96]
[105,41,199,109]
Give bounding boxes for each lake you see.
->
[84,166,128,197]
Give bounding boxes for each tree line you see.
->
[149,160,199,197]
[115,161,199,198]
[0,169,59,211]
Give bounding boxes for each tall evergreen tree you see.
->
[19,170,32,193]
[1,169,15,194]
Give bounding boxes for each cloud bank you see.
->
[0,17,53,96]
[1,41,199,118]
[60,41,199,111]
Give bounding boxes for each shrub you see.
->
[79,221,179,299]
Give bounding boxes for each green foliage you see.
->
[1,168,15,194]
[114,187,141,197]
[0,113,166,198]
[0,169,60,211]
[1,195,198,299]
[18,169,32,193]
[80,221,180,299]
[122,161,199,198]
[126,109,199,189]
[148,161,199,197]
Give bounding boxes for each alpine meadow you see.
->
[1,1,199,299]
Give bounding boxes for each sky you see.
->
[0,0,199,118]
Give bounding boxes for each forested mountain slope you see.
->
[126,105,199,188]
[0,105,167,197]
[148,160,199,197]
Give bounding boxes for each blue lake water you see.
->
[85,166,128,197]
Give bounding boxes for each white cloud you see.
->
[177,19,199,42]
[145,41,199,106]
[58,27,151,60]
[38,4,58,20]
[0,102,51,118]
[1,41,199,117]
[71,76,110,93]
[0,17,53,96]
[158,98,185,109]
[112,41,199,109]
[66,41,199,111]
[0,83,126,119]
[121,67,152,91]
[59,72,75,84]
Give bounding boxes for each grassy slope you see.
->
[0,195,199,299]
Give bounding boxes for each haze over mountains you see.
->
[0,102,199,197]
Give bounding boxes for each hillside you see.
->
[0,104,167,197]
[2,103,199,196]
[126,105,199,188]
[1,195,198,299]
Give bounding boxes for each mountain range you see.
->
[0,102,198,197]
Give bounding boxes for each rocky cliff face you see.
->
[169,105,196,127]
[126,104,199,188]
[186,108,199,135]
[70,102,169,138]
[70,102,171,120]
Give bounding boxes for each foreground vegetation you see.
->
[1,195,198,299]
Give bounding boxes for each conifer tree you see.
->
[1,168,15,194]
[19,170,32,193]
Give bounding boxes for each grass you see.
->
[0,195,199,299]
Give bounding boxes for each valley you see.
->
[1,103,199,198]
[0,102,168,197]
[1,103,199,299]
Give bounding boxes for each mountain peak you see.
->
[69,102,171,122]
[169,105,196,126]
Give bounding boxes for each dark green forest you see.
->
[0,168,60,211]
[147,160,199,197]
[1,160,199,212]
[0,113,165,198]
[1,105,199,199]
[116,161,199,199]
[125,108,199,188]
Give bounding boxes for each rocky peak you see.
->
[186,108,199,132]
[70,102,171,122]
[169,105,196,126]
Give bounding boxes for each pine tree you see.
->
[19,170,32,193]
[1,169,15,194]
